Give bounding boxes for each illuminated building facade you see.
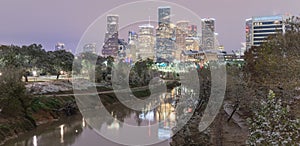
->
[201,18,215,50]
[102,14,119,57]
[83,43,97,54]
[117,39,128,61]
[188,24,198,37]
[102,33,119,57]
[247,15,290,48]
[185,37,200,51]
[245,18,253,50]
[104,14,119,42]
[175,21,189,61]
[156,6,176,62]
[127,31,138,62]
[55,42,65,51]
[137,24,155,60]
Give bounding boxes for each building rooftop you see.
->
[107,14,119,17]
[182,50,201,55]
[158,6,171,9]
[252,15,283,21]
[201,18,216,21]
[176,20,189,24]
[245,18,252,21]
[139,24,154,28]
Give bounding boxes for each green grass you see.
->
[96,86,112,92]
[132,89,151,98]
[28,96,75,113]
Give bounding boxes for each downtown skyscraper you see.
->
[201,18,215,50]
[156,6,176,62]
[102,14,119,57]
[137,24,155,60]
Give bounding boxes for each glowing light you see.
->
[32,71,37,77]
[82,118,86,127]
[60,124,64,143]
[169,112,176,122]
[188,108,193,113]
[33,135,37,146]
[145,111,154,121]
[107,118,120,130]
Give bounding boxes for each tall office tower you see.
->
[137,24,155,60]
[156,6,175,62]
[245,18,253,50]
[127,31,138,62]
[104,14,119,42]
[83,43,97,54]
[55,42,65,51]
[247,14,290,48]
[102,14,119,57]
[158,6,171,25]
[175,21,189,61]
[201,18,215,50]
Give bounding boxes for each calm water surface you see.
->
[5,87,197,146]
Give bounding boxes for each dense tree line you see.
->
[0,44,74,81]
[242,17,300,144]
[243,17,300,102]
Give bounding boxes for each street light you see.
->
[32,71,37,77]
[32,71,37,82]
[0,72,2,76]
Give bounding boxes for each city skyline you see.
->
[0,0,299,53]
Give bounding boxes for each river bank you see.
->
[0,95,77,145]
[1,80,180,145]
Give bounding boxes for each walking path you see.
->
[43,86,150,97]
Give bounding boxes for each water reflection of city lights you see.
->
[82,118,86,127]
[145,111,154,121]
[169,112,176,121]
[107,118,120,130]
[33,135,37,146]
[60,124,64,143]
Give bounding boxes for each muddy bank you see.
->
[0,96,77,145]
[1,80,180,145]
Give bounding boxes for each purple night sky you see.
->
[0,0,299,53]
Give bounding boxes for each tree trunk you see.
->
[227,104,239,122]
[56,73,60,80]
[24,75,28,82]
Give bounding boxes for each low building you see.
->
[246,14,292,49]
[181,50,204,62]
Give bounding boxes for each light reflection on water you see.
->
[33,135,37,146]
[5,87,198,146]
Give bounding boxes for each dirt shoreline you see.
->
[0,95,77,145]
[0,80,180,145]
